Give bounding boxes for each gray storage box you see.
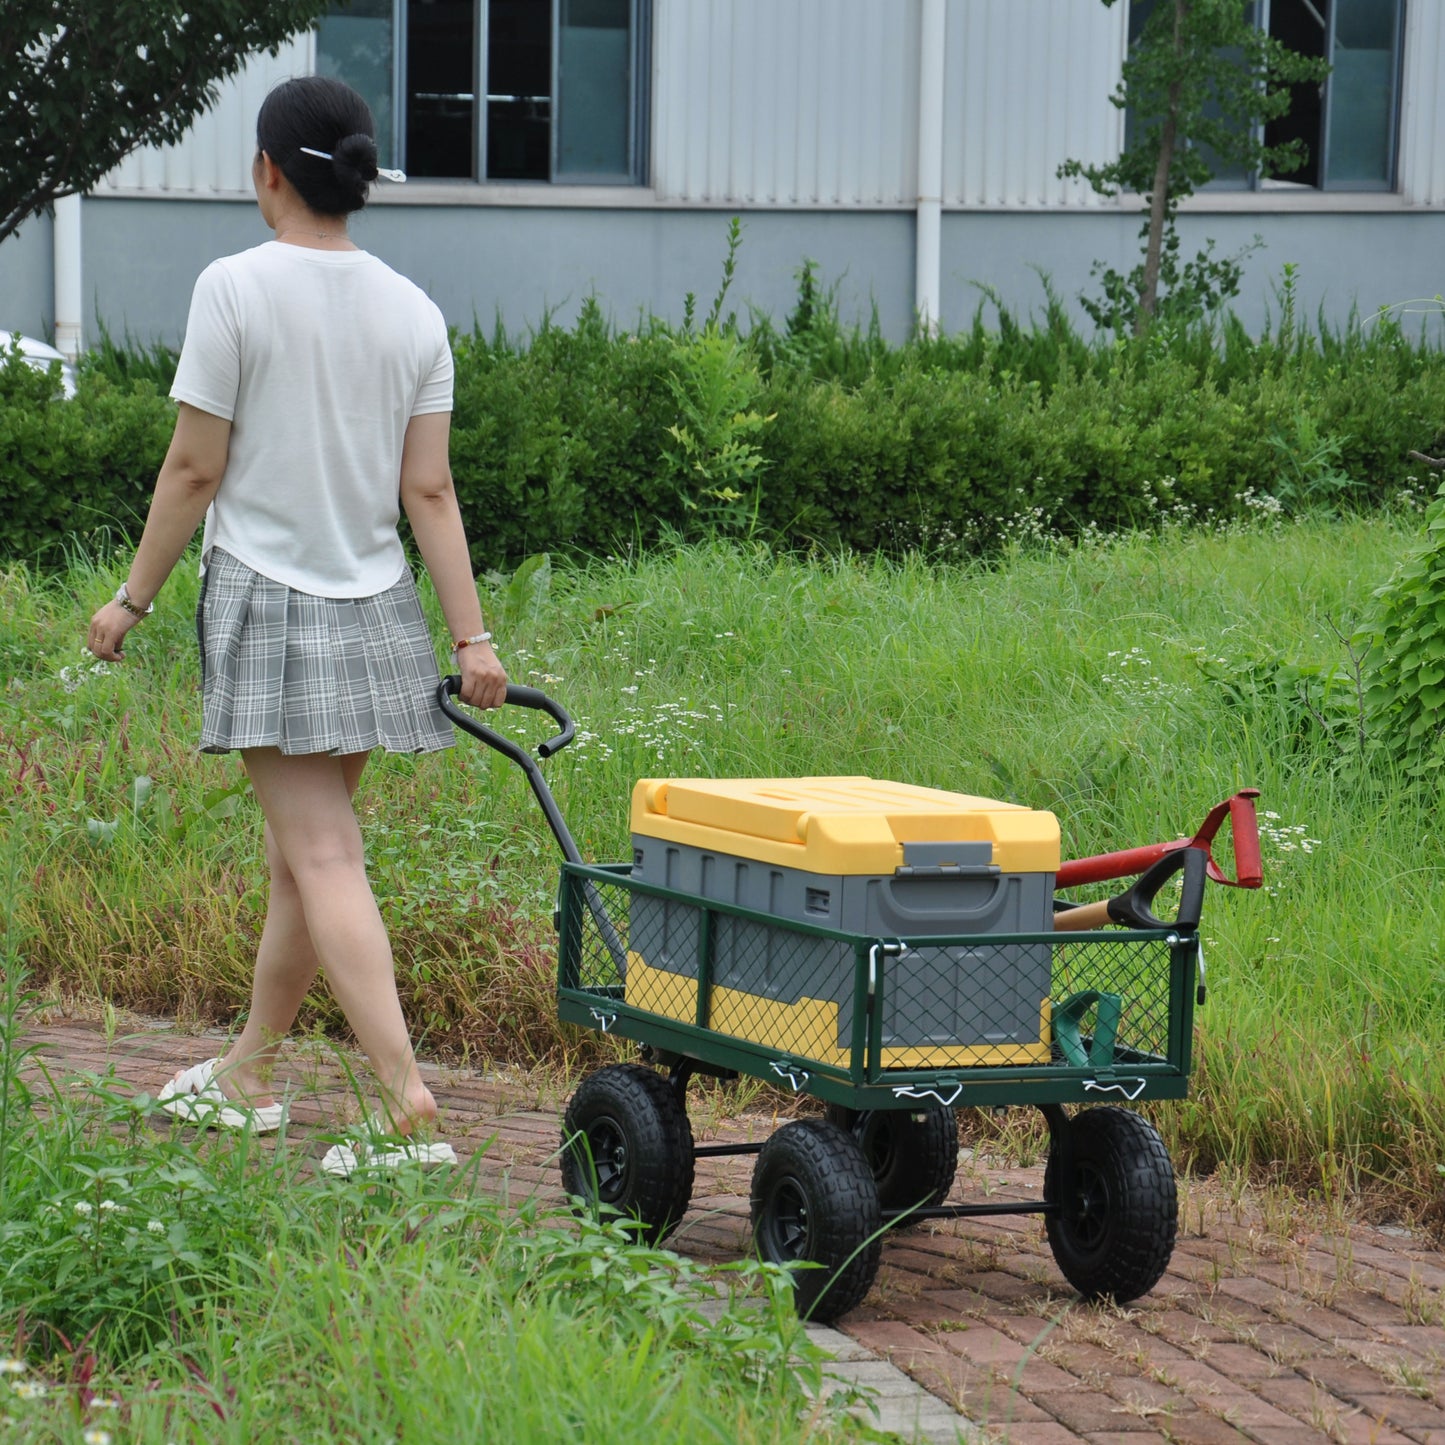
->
[624,778,1060,1066]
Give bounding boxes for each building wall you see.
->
[88,1,1128,209]
[1400,0,1445,205]
[96,34,315,196]
[0,218,53,342]
[89,0,1438,209]
[3,1,1440,349]
[28,194,1443,353]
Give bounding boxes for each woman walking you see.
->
[86,76,504,1172]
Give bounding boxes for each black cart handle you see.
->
[437,677,575,760]
[1053,845,1207,933]
[436,675,583,866]
[1107,845,1207,931]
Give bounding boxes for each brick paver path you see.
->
[22,1016,1445,1445]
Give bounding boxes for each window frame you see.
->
[1124,0,1407,195]
[1313,0,1405,193]
[378,0,649,186]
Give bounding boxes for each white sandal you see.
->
[319,1120,457,1177]
[156,1058,286,1134]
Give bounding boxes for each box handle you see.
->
[893,863,1001,878]
[874,871,1008,924]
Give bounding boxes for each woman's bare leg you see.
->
[204,754,367,1106]
[205,747,436,1130]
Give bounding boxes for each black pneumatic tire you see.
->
[825,1103,959,1215]
[560,1063,695,1245]
[1044,1106,1177,1303]
[750,1118,882,1323]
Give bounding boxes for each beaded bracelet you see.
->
[453,630,492,652]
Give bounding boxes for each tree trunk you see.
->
[1136,0,1188,332]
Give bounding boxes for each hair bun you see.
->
[333,132,380,186]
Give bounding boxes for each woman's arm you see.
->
[87,403,231,661]
[399,411,508,710]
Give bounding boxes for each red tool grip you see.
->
[1056,842,1177,889]
[1056,789,1263,890]
[1227,790,1263,888]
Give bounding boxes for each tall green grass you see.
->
[0,996,862,1441]
[2,839,862,1439]
[3,513,1443,1221]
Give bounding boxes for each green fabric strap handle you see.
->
[1053,989,1123,1069]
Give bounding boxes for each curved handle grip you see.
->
[1053,846,1207,933]
[437,676,575,760]
[1107,845,1207,930]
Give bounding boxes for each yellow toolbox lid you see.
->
[631,777,1060,874]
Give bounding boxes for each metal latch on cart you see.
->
[894,840,999,878]
[769,1061,812,1092]
[1083,1077,1147,1101]
[892,1080,965,1108]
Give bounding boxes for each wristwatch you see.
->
[114,582,153,619]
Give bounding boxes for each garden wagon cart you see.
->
[439,679,1261,1323]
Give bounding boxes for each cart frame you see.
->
[556,860,1201,1114]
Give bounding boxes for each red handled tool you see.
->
[1055,789,1262,892]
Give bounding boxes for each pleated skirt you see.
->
[196,549,453,756]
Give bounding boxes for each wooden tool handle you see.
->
[1051,900,1113,932]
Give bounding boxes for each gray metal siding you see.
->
[944,0,1124,208]
[1400,1,1445,206]
[89,1,1445,209]
[96,34,314,196]
[652,0,920,204]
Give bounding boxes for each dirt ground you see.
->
[20,1015,1445,1445]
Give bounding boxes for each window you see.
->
[1263,0,1403,189]
[317,0,650,183]
[316,0,400,170]
[1125,0,1405,192]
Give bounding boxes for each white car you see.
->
[1,330,78,398]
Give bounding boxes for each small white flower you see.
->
[72,1201,93,1217]
[620,685,638,695]
[147,1219,167,1236]
[0,1360,25,1375]
[98,1199,121,1214]
[83,1430,113,1445]
[10,1380,46,1399]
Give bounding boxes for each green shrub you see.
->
[1361,477,1445,775]
[660,327,773,531]
[0,354,171,562]
[4,265,1444,567]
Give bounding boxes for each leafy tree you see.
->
[1,0,335,246]
[1059,0,1329,333]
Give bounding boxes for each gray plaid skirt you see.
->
[197,550,454,756]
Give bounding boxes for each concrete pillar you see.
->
[915,0,946,334]
[53,193,82,360]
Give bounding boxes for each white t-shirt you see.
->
[170,242,453,597]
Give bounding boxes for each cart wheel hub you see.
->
[585,1116,632,1201]
[1069,1164,1109,1250]
[771,1178,812,1258]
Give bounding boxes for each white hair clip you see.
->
[299,146,405,183]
